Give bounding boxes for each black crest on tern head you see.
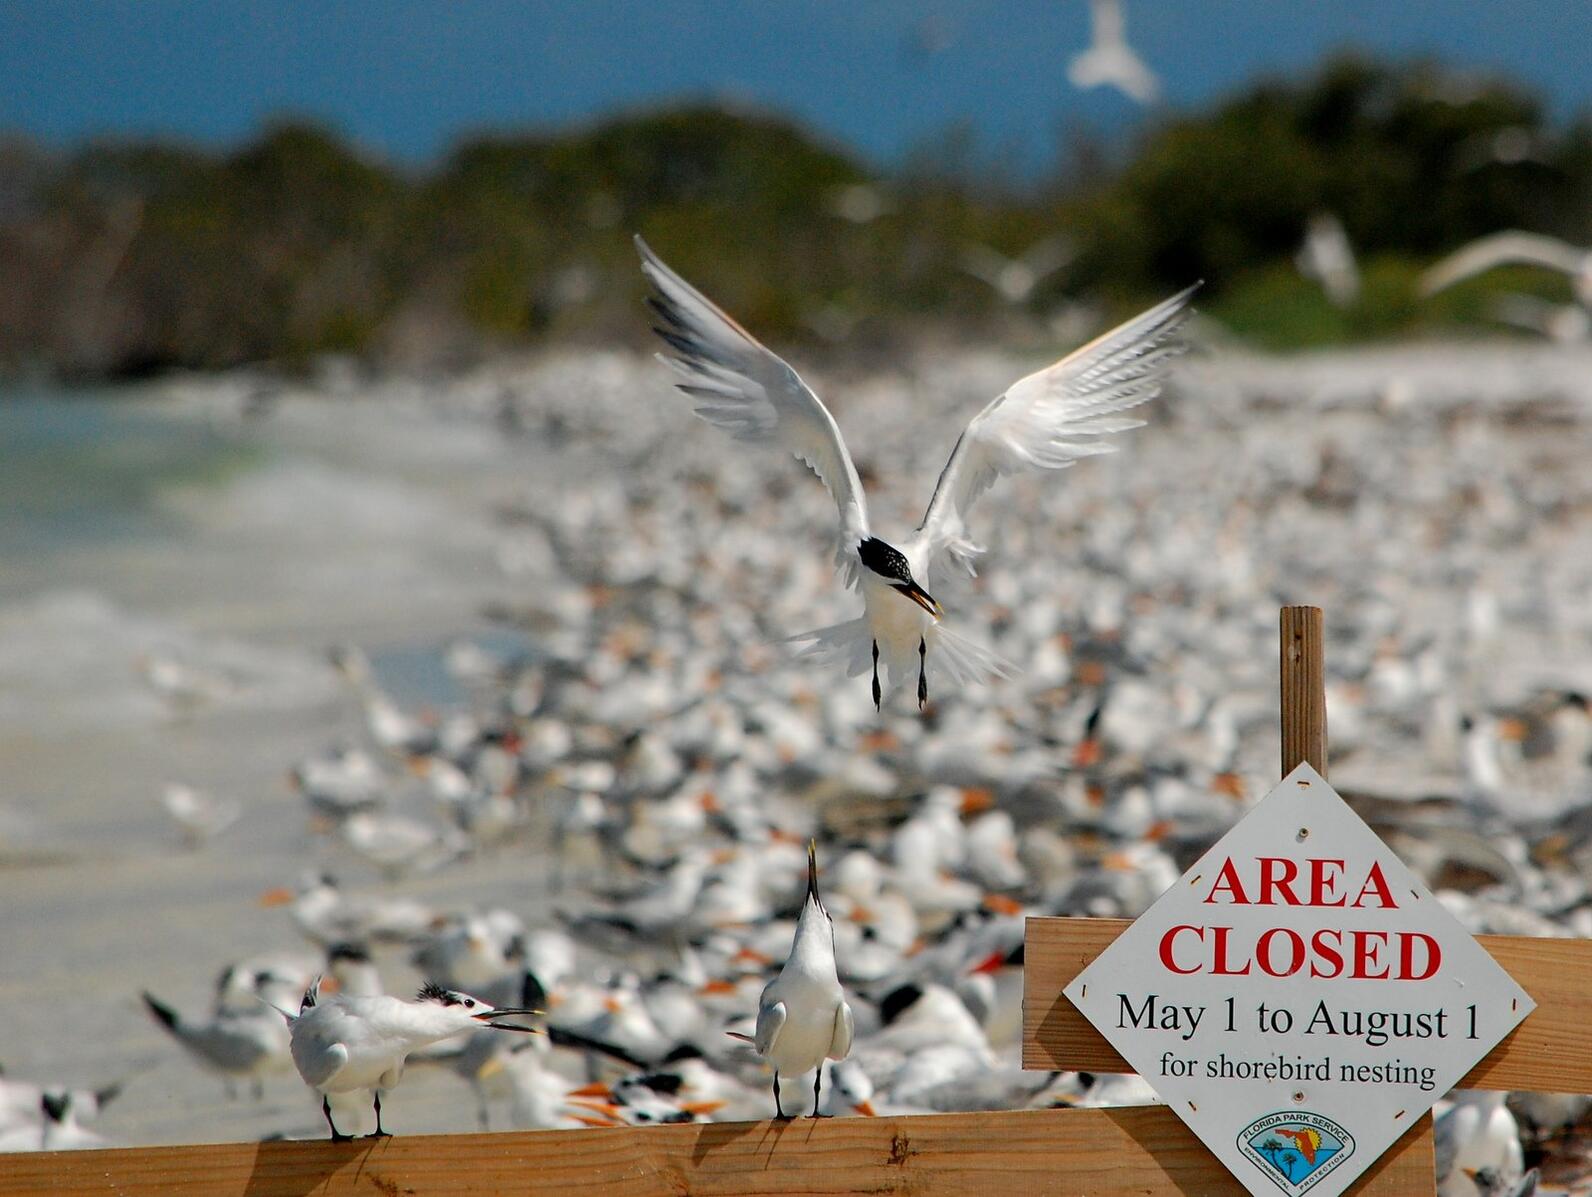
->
[416,980,463,1006]
[857,537,912,584]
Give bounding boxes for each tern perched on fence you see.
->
[637,236,1197,709]
[278,978,541,1140]
[728,841,853,1119]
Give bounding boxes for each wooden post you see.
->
[1280,605,1327,777]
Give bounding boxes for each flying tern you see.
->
[728,841,853,1119]
[1295,212,1360,308]
[1420,230,1592,308]
[279,978,542,1141]
[637,236,1196,709]
[1067,0,1160,105]
[958,236,1074,305]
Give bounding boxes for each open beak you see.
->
[474,1005,543,1032]
[891,580,943,619]
[807,839,824,913]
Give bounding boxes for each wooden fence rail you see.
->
[0,1105,1436,1196]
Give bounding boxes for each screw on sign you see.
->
[1065,764,1535,1197]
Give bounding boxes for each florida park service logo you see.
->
[1238,1111,1354,1194]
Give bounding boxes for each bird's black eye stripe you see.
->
[858,537,912,582]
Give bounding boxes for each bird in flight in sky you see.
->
[1067,0,1161,106]
[636,235,1196,710]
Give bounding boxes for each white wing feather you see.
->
[1419,231,1588,296]
[754,998,788,1058]
[637,236,869,584]
[907,284,1197,582]
[829,1000,854,1060]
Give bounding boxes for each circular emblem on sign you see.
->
[1237,1110,1355,1195]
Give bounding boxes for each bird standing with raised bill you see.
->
[278,978,541,1140]
[637,236,1196,710]
[731,841,853,1119]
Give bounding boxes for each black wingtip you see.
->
[142,992,179,1031]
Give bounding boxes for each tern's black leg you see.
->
[323,1095,352,1143]
[871,641,881,710]
[917,636,928,710]
[811,1063,829,1117]
[773,1072,791,1121]
[367,1091,391,1138]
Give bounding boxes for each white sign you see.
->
[1065,763,1534,1197]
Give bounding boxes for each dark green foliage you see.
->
[2,56,1589,378]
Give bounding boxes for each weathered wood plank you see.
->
[0,1106,1434,1197]
[1023,916,1592,1092]
[1280,605,1328,777]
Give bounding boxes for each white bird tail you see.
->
[932,624,1019,687]
[788,617,874,678]
[788,618,1017,689]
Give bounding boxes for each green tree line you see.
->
[2,54,1589,379]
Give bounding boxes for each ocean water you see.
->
[0,382,257,566]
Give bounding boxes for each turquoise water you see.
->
[0,383,259,558]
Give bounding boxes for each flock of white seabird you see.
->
[3,236,1589,1192]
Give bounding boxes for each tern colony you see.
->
[9,255,1587,1184]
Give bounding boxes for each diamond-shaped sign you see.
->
[1065,763,1534,1197]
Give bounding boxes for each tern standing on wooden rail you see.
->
[279,978,542,1140]
[730,841,855,1119]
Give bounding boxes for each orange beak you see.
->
[959,787,995,815]
[567,1098,624,1119]
[698,979,739,996]
[1211,772,1246,800]
[1072,738,1102,768]
[970,949,1008,976]
[680,1100,726,1117]
[259,887,295,907]
[982,894,1023,917]
[854,1100,877,1117]
[568,1082,612,1099]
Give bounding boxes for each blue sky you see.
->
[3,2,1590,170]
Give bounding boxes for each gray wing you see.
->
[828,1000,854,1060]
[753,999,788,1058]
[637,237,870,585]
[291,1026,350,1091]
[1431,1104,1457,1181]
[907,284,1196,584]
